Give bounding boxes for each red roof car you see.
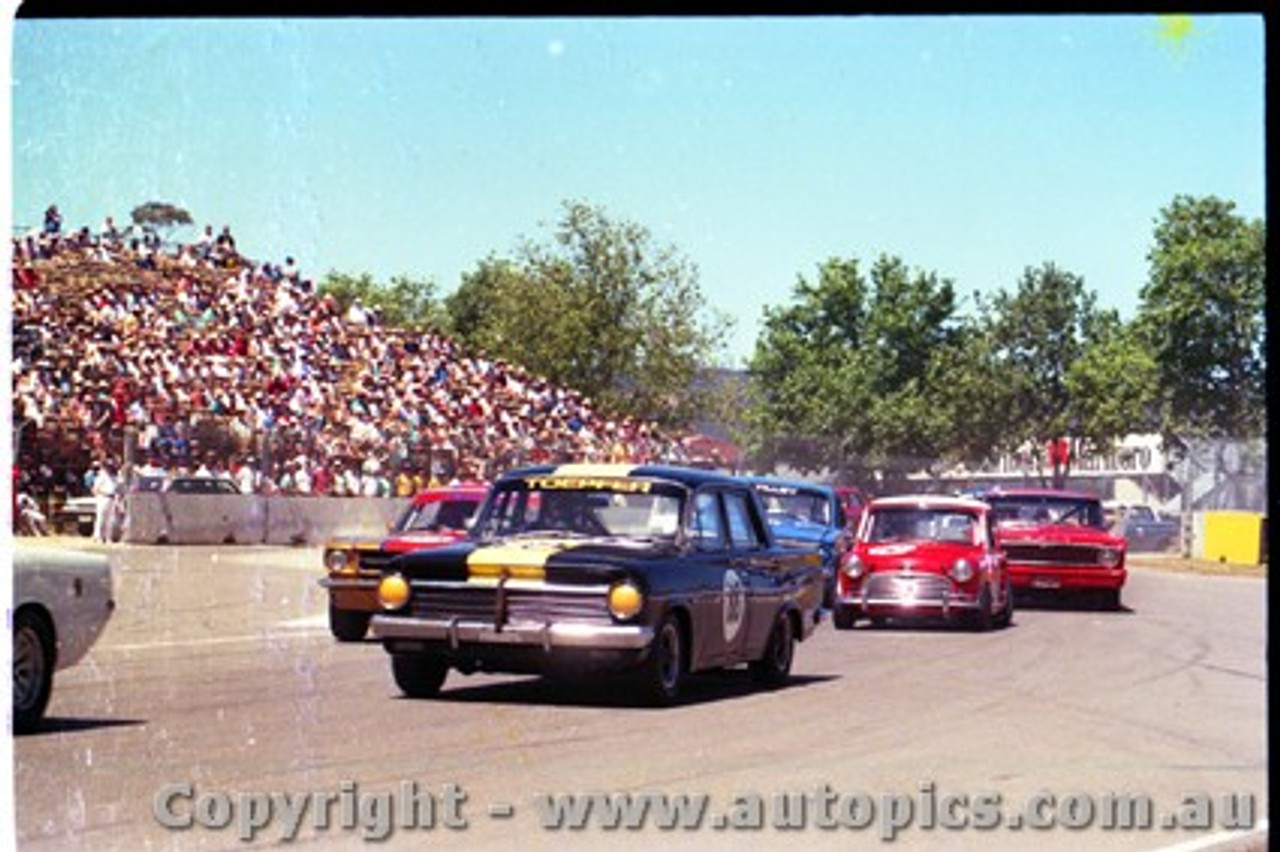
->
[973,487,1127,609]
[833,494,1013,631]
[320,484,489,641]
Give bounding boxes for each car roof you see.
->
[739,475,835,496]
[973,487,1102,501]
[410,485,489,504]
[871,494,990,512]
[498,462,744,489]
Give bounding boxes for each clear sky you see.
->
[5,14,1267,365]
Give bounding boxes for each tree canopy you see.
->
[445,200,731,429]
[1135,195,1266,440]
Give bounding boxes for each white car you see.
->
[11,543,115,733]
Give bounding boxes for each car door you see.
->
[720,486,784,663]
[683,488,747,669]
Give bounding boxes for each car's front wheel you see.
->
[750,610,795,688]
[634,613,684,706]
[832,604,858,630]
[13,609,54,734]
[968,587,994,632]
[993,580,1014,629]
[329,604,371,642]
[391,654,449,698]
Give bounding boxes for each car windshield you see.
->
[756,488,832,526]
[395,498,481,533]
[866,507,977,544]
[474,476,686,541]
[987,496,1104,528]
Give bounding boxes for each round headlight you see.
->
[950,559,975,583]
[842,554,865,579]
[608,581,644,620]
[325,549,353,572]
[1099,548,1123,568]
[378,573,411,610]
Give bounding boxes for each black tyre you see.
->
[968,587,994,632]
[832,605,858,631]
[1097,588,1123,611]
[634,613,684,706]
[13,609,54,734]
[750,611,795,688]
[329,603,371,642]
[993,580,1014,629]
[391,654,449,698]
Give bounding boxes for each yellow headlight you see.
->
[608,581,644,620]
[378,573,411,610]
[324,549,353,572]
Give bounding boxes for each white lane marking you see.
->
[1150,820,1269,851]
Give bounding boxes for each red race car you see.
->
[834,494,1013,631]
[972,487,1127,610]
[320,484,489,641]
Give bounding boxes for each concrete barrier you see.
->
[118,494,411,545]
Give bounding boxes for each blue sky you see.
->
[5,15,1266,365]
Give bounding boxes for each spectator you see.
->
[91,461,117,542]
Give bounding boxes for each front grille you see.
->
[863,573,951,601]
[356,551,397,572]
[408,583,612,625]
[1003,544,1110,567]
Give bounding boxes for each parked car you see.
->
[52,495,97,537]
[1105,501,1180,553]
[319,484,489,641]
[973,487,1127,609]
[371,463,826,705]
[51,474,240,537]
[742,476,851,608]
[833,494,1013,631]
[11,542,116,732]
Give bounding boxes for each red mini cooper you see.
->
[833,494,1013,631]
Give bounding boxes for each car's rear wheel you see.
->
[13,609,54,734]
[329,603,371,642]
[634,613,684,706]
[391,654,449,698]
[750,611,795,688]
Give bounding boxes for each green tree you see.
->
[982,262,1111,486]
[743,254,964,486]
[318,271,446,331]
[445,200,730,428]
[130,201,193,241]
[1064,312,1161,449]
[1136,195,1266,439]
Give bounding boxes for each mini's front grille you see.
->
[407,584,612,625]
[1003,544,1111,567]
[863,573,951,601]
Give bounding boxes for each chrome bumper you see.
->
[318,576,378,591]
[371,615,655,651]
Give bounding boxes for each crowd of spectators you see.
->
[11,206,696,507]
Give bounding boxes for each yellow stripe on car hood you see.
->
[465,539,583,582]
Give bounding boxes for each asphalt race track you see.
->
[12,542,1268,851]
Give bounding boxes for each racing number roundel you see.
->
[722,569,746,643]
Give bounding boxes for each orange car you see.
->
[320,484,488,641]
